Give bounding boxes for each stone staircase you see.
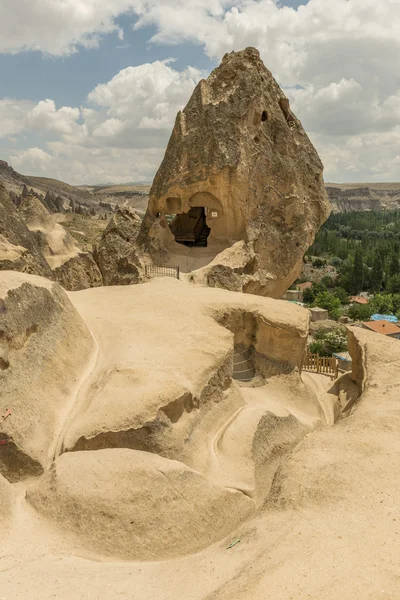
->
[196,225,211,247]
[233,344,256,383]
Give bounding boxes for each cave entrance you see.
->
[170,207,211,247]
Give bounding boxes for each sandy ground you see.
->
[165,237,235,273]
[1,277,399,599]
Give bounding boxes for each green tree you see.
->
[321,275,335,288]
[303,288,315,304]
[330,257,343,267]
[337,259,353,293]
[313,292,341,320]
[371,251,384,293]
[323,330,348,355]
[351,247,364,294]
[370,294,393,315]
[387,274,400,294]
[391,294,400,314]
[312,258,325,268]
[333,287,350,304]
[348,303,373,321]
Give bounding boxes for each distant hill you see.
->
[0,160,92,206]
[77,181,152,188]
[326,183,400,213]
[2,159,399,215]
[0,161,150,214]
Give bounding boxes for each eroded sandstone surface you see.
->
[141,47,330,297]
[0,185,53,278]
[93,208,143,285]
[18,194,102,290]
[27,449,253,560]
[0,272,95,481]
[0,184,102,290]
[1,273,325,559]
[3,272,400,599]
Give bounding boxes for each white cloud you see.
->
[2,60,204,183]
[10,147,53,173]
[0,0,137,55]
[28,100,83,137]
[129,0,400,181]
[0,99,34,137]
[1,0,400,182]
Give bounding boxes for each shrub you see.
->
[309,329,347,357]
[348,303,373,321]
[309,340,326,355]
[321,275,335,289]
[333,287,350,304]
[370,294,394,315]
[312,258,326,268]
[313,291,341,320]
[330,257,343,267]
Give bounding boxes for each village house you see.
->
[283,289,303,302]
[309,307,329,322]
[362,320,400,339]
[297,281,312,292]
[349,296,368,305]
[283,281,312,303]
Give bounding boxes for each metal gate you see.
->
[145,264,180,280]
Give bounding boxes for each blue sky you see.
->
[0,0,399,184]
[0,0,306,107]
[0,20,212,108]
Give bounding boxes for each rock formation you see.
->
[18,194,102,290]
[0,185,102,290]
[27,449,252,560]
[0,474,13,530]
[8,272,400,599]
[1,272,328,561]
[142,47,330,298]
[0,184,53,278]
[60,279,316,463]
[326,184,400,213]
[0,272,95,481]
[93,208,143,285]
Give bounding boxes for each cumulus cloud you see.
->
[1,0,400,182]
[0,0,137,55]
[3,60,204,183]
[0,99,34,137]
[10,147,53,173]
[129,0,400,181]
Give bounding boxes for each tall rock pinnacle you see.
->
[144,47,331,297]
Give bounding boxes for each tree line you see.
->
[306,210,400,296]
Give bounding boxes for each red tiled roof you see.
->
[297,281,312,290]
[362,320,400,336]
[350,296,368,305]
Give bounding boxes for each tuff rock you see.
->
[0,185,53,278]
[94,209,144,285]
[143,47,331,298]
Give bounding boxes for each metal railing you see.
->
[303,352,338,377]
[145,264,180,280]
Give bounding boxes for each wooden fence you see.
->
[145,264,180,280]
[303,352,338,377]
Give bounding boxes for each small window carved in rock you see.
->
[254,136,260,143]
[261,110,268,122]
